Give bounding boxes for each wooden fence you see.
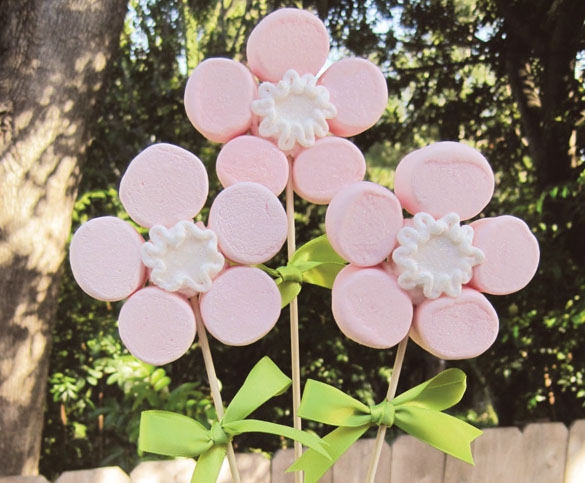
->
[2,420,584,482]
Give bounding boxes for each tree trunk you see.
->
[0,0,127,475]
[500,0,585,188]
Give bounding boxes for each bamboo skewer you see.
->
[285,158,303,483]
[191,297,242,483]
[365,336,409,483]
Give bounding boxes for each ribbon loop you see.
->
[369,401,395,427]
[289,369,483,483]
[277,264,303,283]
[210,421,230,446]
[139,356,328,483]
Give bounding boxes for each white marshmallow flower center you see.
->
[141,221,225,297]
[251,69,337,151]
[392,212,485,299]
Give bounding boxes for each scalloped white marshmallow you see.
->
[392,212,485,299]
[141,221,225,297]
[251,69,337,151]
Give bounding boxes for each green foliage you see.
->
[42,0,585,475]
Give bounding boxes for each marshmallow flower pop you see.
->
[185,8,388,206]
[325,142,540,482]
[69,143,288,482]
[184,7,388,473]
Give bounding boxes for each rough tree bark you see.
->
[0,0,128,475]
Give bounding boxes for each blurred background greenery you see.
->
[40,0,585,478]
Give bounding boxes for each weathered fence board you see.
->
[523,422,568,483]
[331,438,391,483]
[390,434,445,483]
[229,453,270,483]
[55,466,130,482]
[444,427,524,483]
[268,448,290,483]
[130,459,195,482]
[0,478,48,483]
[270,448,333,483]
[5,420,585,482]
[129,454,269,483]
[565,419,585,483]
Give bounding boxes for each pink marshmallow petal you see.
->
[118,286,196,365]
[70,216,147,302]
[208,182,287,264]
[394,142,495,220]
[246,8,329,82]
[199,266,281,345]
[119,143,209,228]
[469,216,540,295]
[184,58,257,143]
[293,137,366,204]
[216,135,289,195]
[319,58,388,137]
[332,264,413,349]
[325,181,403,267]
[410,288,499,360]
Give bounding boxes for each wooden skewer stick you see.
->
[365,336,409,483]
[285,158,303,483]
[191,297,242,483]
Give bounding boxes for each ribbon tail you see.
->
[191,444,228,483]
[287,425,369,483]
[225,419,330,459]
[395,407,483,464]
[254,263,281,278]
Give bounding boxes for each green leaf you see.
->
[150,368,166,385]
[154,376,171,392]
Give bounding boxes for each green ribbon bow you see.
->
[288,368,483,483]
[139,357,329,483]
[258,235,346,308]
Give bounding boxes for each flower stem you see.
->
[191,297,241,483]
[286,159,303,483]
[365,336,409,483]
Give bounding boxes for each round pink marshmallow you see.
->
[293,137,366,204]
[319,58,388,137]
[216,135,289,195]
[184,58,257,143]
[208,182,287,265]
[332,264,412,349]
[246,8,329,82]
[118,286,196,365]
[119,143,208,228]
[410,288,499,360]
[199,266,281,345]
[469,216,540,295]
[70,216,147,302]
[394,142,494,221]
[326,181,403,267]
